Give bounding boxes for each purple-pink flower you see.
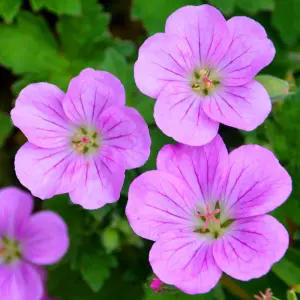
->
[134,5,275,145]
[126,135,291,294]
[11,68,151,209]
[0,187,69,300]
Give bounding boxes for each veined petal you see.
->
[220,145,292,219]
[11,83,71,148]
[154,82,219,146]
[165,5,231,67]
[63,68,125,126]
[157,135,228,206]
[0,187,33,239]
[150,232,222,294]
[217,17,275,86]
[203,81,271,131]
[135,33,194,98]
[99,106,151,169]
[213,215,289,280]
[126,170,196,241]
[69,146,125,209]
[0,262,43,300]
[22,211,69,265]
[15,142,85,200]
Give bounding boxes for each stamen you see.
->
[203,77,214,89]
[197,204,220,232]
[82,136,91,144]
[254,288,273,300]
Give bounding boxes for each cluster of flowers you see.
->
[1,4,292,299]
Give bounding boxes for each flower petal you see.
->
[69,146,125,209]
[126,170,196,241]
[213,215,289,281]
[154,82,219,146]
[0,187,33,239]
[150,232,222,294]
[165,5,231,67]
[63,68,125,126]
[221,145,292,219]
[203,81,271,131]
[22,211,69,265]
[99,106,151,169]
[15,142,85,200]
[134,33,193,98]
[217,18,275,86]
[11,83,71,148]
[157,135,228,207]
[0,262,43,300]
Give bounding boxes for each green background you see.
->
[0,0,300,299]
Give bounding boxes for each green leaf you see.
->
[132,0,203,35]
[0,11,69,75]
[144,284,214,299]
[130,92,155,124]
[98,48,135,100]
[272,0,300,45]
[57,0,110,59]
[209,0,235,15]
[100,228,120,253]
[255,75,290,100]
[236,0,274,14]
[30,0,81,15]
[141,127,175,172]
[81,251,118,292]
[288,290,299,300]
[0,0,21,22]
[0,112,13,147]
[272,257,300,286]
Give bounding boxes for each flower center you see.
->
[190,69,220,97]
[196,203,234,238]
[72,127,100,155]
[0,236,22,264]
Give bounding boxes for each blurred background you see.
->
[0,0,300,299]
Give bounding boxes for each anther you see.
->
[197,204,220,232]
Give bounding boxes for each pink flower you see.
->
[134,5,275,146]
[0,187,69,300]
[11,68,151,209]
[126,135,291,294]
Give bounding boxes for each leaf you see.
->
[255,75,290,100]
[0,112,13,147]
[287,290,299,300]
[0,11,69,75]
[80,251,118,292]
[100,228,120,253]
[130,92,155,124]
[236,0,274,14]
[57,0,110,59]
[272,0,300,45]
[144,284,214,299]
[30,0,81,15]
[98,48,135,100]
[272,257,300,286]
[0,0,21,23]
[140,127,175,172]
[209,0,235,15]
[132,0,203,35]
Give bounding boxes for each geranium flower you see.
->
[134,5,275,145]
[11,68,151,209]
[126,135,291,294]
[0,187,69,300]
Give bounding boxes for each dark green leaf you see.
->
[132,0,203,35]
[0,0,21,22]
[272,257,300,286]
[30,0,81,15]
[0,11,69,74]
[0,112,13,147]
[81,251,118,292]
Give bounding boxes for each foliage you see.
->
[0,0,300,299]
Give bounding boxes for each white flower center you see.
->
[0,236,22,264]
